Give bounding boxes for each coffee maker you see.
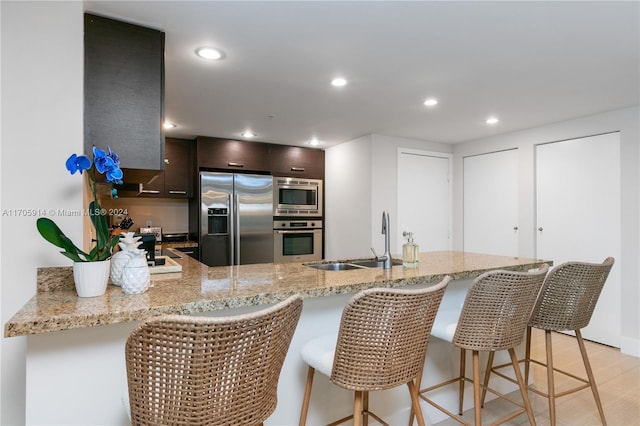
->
[134,233,156,264]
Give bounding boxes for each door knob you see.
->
[513,226,518,231]
[538,227,543,231]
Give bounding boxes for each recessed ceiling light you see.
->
[423,98,438,107]
[240,131,256,138]
[331,78,347,87]
[308,138,321,146]
[163,121,176,129]
[486,117,499,125]
[196,47,224,60]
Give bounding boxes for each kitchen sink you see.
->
[306,262,365,271]
[305,258,402,271]
[350,259,403,268]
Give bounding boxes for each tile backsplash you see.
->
[102,197,189,234]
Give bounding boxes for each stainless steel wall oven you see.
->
[273,219,323,263]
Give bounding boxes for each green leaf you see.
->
[36,218,86,261]
[60,251,84,263]
[36,218,66,248]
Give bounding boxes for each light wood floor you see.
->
[434,329,640,426]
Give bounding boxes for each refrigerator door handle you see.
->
[228,193,234,264]
[234,193,240,265]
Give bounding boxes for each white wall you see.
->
[1,2,84,423]
[325,134,452,260]
[324,135,373,259]
[452,106,640,356]
[371,135,453,254]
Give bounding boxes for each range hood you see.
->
[114,182,143,197]
[111,168,162,197]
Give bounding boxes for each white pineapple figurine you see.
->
[121,250,151,295]
[110,232,142,286]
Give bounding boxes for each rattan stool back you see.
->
[417,265,549,426]
[299,276,451,426]
[522,257,614,426]
[331,279,450,391]
[453,265,549,351]
[529,257,614,332]
[125,295,303,426]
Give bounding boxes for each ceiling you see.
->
[84,1,639,148]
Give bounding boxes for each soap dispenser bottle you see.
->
[402,231,419,268]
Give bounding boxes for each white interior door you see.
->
[397,149,452,254]
[463,149,519,256]
[536,132,621,347]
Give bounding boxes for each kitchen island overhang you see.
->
[5,251,549,338]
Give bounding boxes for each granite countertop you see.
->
[4,251,549,337]
[158,241,198,248]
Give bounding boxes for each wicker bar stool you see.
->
[486,257,614,426]
[415,265,549,426]
[298,276,451,426]
[125,295,303,426]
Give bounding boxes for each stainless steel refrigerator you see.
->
[198,172,273,267]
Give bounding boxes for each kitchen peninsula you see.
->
[6,251,548,425]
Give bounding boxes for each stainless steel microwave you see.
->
[273,177,323,217]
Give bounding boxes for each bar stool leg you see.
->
[299,366,315,426]
[509,347,537,426]
[575,330,607,425]
[363,391,369,426]
[408,365,425,426]
[472,350,482,426]
[525,326,532,384]
[459,348,466,415]
[353,391,363,426]
[480,351,495,407]
[545,330,556,426]
[407,380,426,426]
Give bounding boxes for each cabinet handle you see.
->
[291,166,305,172]
[228,162,244,168]
[164,158,170,165]
[538,227,544,231]
[141,189,160,194]
[168,190,187,195]
[513,226,518,231]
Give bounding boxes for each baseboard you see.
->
[620,336,640,358]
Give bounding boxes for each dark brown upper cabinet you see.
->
[139,138,194,198]
[270,145,325,179]
[84,13,165,183]
[164,138,195,197]
[197,137,271,172]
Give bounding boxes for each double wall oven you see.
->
[273,177,324,263]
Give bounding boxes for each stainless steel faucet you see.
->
[371,210,392,269]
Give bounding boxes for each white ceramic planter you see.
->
[73,260,110,298]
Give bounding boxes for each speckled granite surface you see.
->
[4,251,549,337]
[159,241,198,249]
